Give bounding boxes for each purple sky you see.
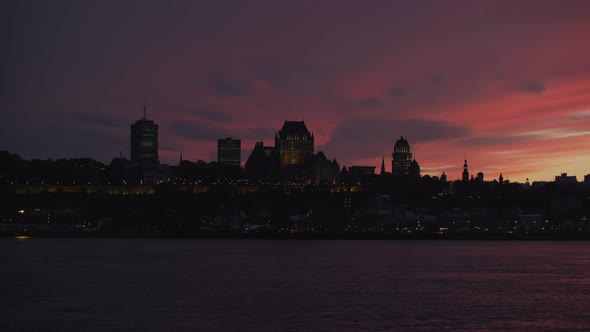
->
[3,0,590,182]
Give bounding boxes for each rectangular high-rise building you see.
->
[130,107,159,167]
[218,137,241,167]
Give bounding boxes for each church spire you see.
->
[380,156,386,175]
[462,159,469,182]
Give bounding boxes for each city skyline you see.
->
[3,1,590,182]
[5,3,590,331]
[2,113,586,184]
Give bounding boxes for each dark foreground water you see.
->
[2,239,590,331]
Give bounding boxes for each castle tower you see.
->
[275,121,314,167]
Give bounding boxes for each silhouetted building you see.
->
[409,159,421,179]
[441,171,447,182]
[130,106,159,167]
[462,160,469,182]
[380,157,386,175]
[275,121,314,181]
[109,157,142,184]
[555,173,577,184]
[585,174,590,184]
[349,166,376,176]
[275,121,314,166]
[0,151,23,179]
[307,152,340,185]
[244,142,279,182]
[217,137,241,167]
[392,136,412,176]
[477,172,484,182]
[346,166,376,186]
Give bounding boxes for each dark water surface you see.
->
[2,239,590,331]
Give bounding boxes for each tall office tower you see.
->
[392,136,412,176]
[275,121,314,167]
[217,137,241,167]
[130,106,159,167]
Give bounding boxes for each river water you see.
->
[2,239,590,331]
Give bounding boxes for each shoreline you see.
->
[4,230,590,241]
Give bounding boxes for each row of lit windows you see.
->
[395,147,410,153]
[283,135,312,141]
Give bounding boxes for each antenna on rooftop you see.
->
[143,105,147,119]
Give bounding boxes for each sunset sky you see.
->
[3,0,590,182]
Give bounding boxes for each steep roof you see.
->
[278,121,312,138]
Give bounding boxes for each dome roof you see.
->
[394,136,410,147]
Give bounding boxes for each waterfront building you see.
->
[308,151,340,185]
[409,159,421,179]
[244,142,279,181]
[555,173,577,184]
[462,160,469,182]
[392,136,412,176]
[217,137,241,167]
[130,106,159,167]
[275,120,314,181]
[275,121,314,167]
[346,166,376,186]
[477,172,484,182]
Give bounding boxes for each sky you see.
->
[2,0,590,182]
